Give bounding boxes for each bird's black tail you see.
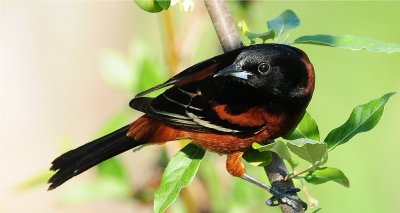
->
[48,124,140,190]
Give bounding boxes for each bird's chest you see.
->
[262,111,302,138]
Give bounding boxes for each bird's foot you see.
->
[266,186,307,211]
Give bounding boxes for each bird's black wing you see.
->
[130,47,263,135]
[133,85,263,135]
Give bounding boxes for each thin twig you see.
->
[286,164,318,181]
[203,1,304,212]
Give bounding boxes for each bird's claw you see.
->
[266,186,307,211]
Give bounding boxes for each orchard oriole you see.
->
[49,44,314,207]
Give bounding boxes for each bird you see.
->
[48,43,314,207]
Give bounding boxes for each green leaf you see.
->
[305,167,349,187]
[286,138,327,165]
[267,9,300,37]
[238,20,275,44]
[247,31,275,44]
[238,20,250,35]
[325,92,396,150]
[133,0,169,13]
[312,208,322,213]
[156,0,170,10]
[294,34,400,53]
[253,141,297,168]
[243,148,273,167]
[154,143,205,213]
[284,111,320,141]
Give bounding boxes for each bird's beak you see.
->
[213,64,253,80]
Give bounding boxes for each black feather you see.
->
[48,125,140,190]
[129,97,153,112]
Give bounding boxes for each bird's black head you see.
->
[214,44,315,101]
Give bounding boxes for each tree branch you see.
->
[265,153,305,213]
[204,0,243,52]
[203,1,304,212]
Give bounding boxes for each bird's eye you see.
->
[258,63,270,73]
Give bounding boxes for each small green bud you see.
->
[133,0,170,13]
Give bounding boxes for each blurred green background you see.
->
[1,1,399,213]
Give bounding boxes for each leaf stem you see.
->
[286,160,324,181]
[286,165,315,181]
